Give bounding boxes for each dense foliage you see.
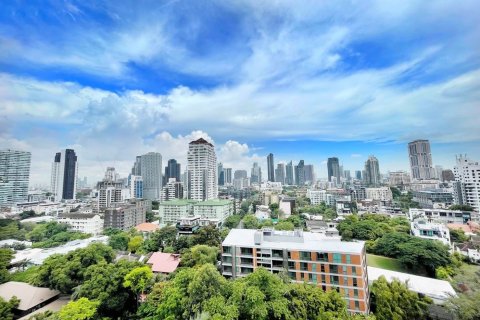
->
[449,204,474,211]
[390,188,420,211]
[0,296,20,320]
[298,202,337,220]
[0,249,13,284]
[338,214,410,241]
[27,221,90,248]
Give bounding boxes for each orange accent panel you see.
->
[350,255,361,265]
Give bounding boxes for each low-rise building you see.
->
[412,189,454,208]
[104,199,149,231]
[147,252,181,274]
[365,187,393,202]
[57,213,103,235]
[255,205,271,220]
[411,220,451,247]
[221,228,370,314]
[408,208,474,224]
[158,199,196,225]
[193,199,233,222]
[176,216,222,235]
[307,189,335,206]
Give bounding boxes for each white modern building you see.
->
[187,138,218,201]
[408,140,436,180]
[51,149,78,202]
[408,208,473,224]
[140,152,163,200]
[57,213,104,235]
[158,199,196,225]
[161,178,184,201]
[411,220,451,247]
[97,180,127,210]
[453,155,480,212]
[128,174,143,199]
[0,149,31,206]
[255,205,271,220]
[365,187,393,202]
[388,171,411,186]
[193,199,233,222]
[307,189,335,206]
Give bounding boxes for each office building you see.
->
[187,138,218,201]
[161,178,184,201]
[233,178,250,190]
[234,170,248,179]
[224,168,233,185]
[453,155,480,212]
[408,140,435,180]
[363,156,380,187]
[355,171,362,181]
[131,156,142,176]
[103,199,150,231]
[327,158,341,184]
[222,228,370,313]
[304,164,315,185]
[140,152,162,200]
[164,159,181,185]
[267,153,275,182]
[218,162,224,186]
[286,161,294,185]
[51,149,78,202]
[57,213,103,235]
[295,160,305,186]
[0,149,31,206]
[343,170,351,181]
[128,174,143,199]
[275,163,286,184]
[251,162,262,184]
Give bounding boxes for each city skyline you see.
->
[0,1,479,185]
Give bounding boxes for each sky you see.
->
[0,0,479,186]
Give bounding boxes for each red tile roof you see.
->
[147,252,180,273]
[135,223,160,232]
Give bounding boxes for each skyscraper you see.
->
[408,140,435,180]
[327,157,340,183]
[285,161,294,185]
[164,159,181,185]
[51,149,78,202]
[364,155,380,187]
[224,168,232,185]
[294,160,305,186]
[218,162,224,186]
[355,170,362,180]
[131,156,142,176]
[251,162,262,184]
[267,153,275,182]
[0,149,31,206]
[304,164,315,184]
[234,170,248,179]
[187,138,218,201]
[453,155,480,212]
[140,152,163,200]
[275,163,286,184]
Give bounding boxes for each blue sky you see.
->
[0,0,479,185]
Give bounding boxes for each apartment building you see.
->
[193,199,233,222]
[103,199,150,231]
[57,213,103,235]
[365,187,393,202]
[158,199,196,225]
[411,220,451,247]
[408,208,475,224]
[221,228,369,314]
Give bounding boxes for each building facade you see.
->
[140,152,163,200]
[327,157,341,184]
[221,228,370,313]
[164,159,181,185]
[365,187,393,202]
[224,168,233,185]
[267,153,275,182]
[412,189,454,208]
[51,149,78,202]
[363,156,380,187]
[193,199,234,222]
[158,199,196,225]
[286,161,294,185]
[0,149,31,206]
[408,140,435,180]
[295,160,305,186]
[161,178,184,201]
[251,162,262,184]
[187,138,218,201]
[453,155,480,212]
[103,199,150,231]
[57,213,103,235]
[275,163,286,185]
[128,174,143,199]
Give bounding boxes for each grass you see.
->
[367,254,408,273]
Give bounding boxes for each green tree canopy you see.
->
[58,298,99,320]
[180,245,218,268]
[242,214,259,229]
[0,296,19,320]
[108,232,129,251]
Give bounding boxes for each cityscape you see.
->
[1,1,479,320]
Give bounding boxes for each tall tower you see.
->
[51,149,78,202]
[295,160,305,186]
[140,152,162,200]
[285,161,294,185]
[187,138,218,201]
[217,162,224,186]
[251,162,262,184]
[275,163,286,184]
[327,157,340,184]
[164,159,181,184]
[408,140,435,180]
[0,149,31,205]
[364,155,380,187]
[453,155,480,212]
[267,153,275,182]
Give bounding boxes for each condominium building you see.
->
[363,156,380,187]
[275,163,286,185]
[365,187,393,202]
[187,138,218,201]
[140,152,163,200]
[307,189,335,206]
[285,161,294,185]
[412,189,454,208]
[234,170,248,180]
[388,171,411,186]
[57,213,103,235]
[51,149,78,202]
[103,199,150,231]
[223,168,232,185]
[221,228,370,313]
[408,140,436,180]
[128,174,143,199]
[267,153,275,182]
[327,157,341,184]
[0,149,31,206]
[408,208,474,225]
[97,180,126,210]
[161,178,184,201]
[251,162,262,184]
[453,155,480,212]
[164,159,181,185]
[158,199,196,225]
[193,199,234,222]
[411,220,451,247]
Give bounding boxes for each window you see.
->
[320,264,325,273]
[351,266,357,275]
[353,278,358,287]
[344,288,349,297]
[330,275,339,285]
[241,257,253,265]
[317,252,328,262]
[240,248,253,256]
[223,256,232,264]
[272,249,283,258]
[287,251,292,259]
[333,253,342,263]
[303,273,311,281]
[353,289,359,298]
[288,261,295,269]
[300,251,311,261]
[288,271,296,280]
[330,264,338,274]
[300,262,309,271]
[354,301,360,311]
[222,246,232,254]
[342,266,347,275]
[345,254,351,264]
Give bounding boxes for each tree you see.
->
[109,232,129,251]
[0,249,13,284]
[151,201,160,210]
[242,214,259,229]
[19,210,35,220]
[146,211,155,222]
[370,276,431,320]
[128,236,143,253]
[0,296,19,320]
[58,298,99,320]
[124,266,154,309]
[191,225,223,247]
[181,245,218,268]
[144,226,177,252]
[450,228,469,243]
[449,204,474,211]
[224,215,241,229]
[269,203,279,211]
[446,291,480,320]
[274,221,295,231]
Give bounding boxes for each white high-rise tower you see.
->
[187,138,217,201]
[453,155,480,212]
[0,149,31,206]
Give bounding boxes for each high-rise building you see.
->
[453,155,480,212]
[364,156,380,187]
[51,149,78,202]
[97,180,125,210]
[218,162,224,186]
[131,156,142,176]
[294,160,305,186]
[327,157,341,184]
[275,163,286,184]
[140,152,163,200]
[187,138,218,201]
[104,167,117,182]
[304,164,315,184]
[0,149,31,206]
[251,162,262,184]
[224,168,232,185]
[161,178,184,201]
[234,170,248,179]
[355,170,362,180]
[267,153,275,182]
[441,169,455,182]
[128,174,143,199]
[388,171,411,186]
[285,161,294,185]
[343,170,351,181]
[408,140,435,180]
[164,159,181,185]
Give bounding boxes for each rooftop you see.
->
[58,213,99,219]
[194,199,232,206]
[189,138,213,147]
[159,199,197,206]
[135,222,160,232]
[147,252,181,273]
[222,228,364,254]
[0,282,59,311]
